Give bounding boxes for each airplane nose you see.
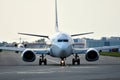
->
[61,50,66,54]
[58,44,69,57]
[59,44,68,50]
[51,43,72,57]
[59,49,67,57]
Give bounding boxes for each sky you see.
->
[0,0,120,43]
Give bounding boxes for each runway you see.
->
[0,51,120,80]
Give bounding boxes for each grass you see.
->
[100,52,120,57]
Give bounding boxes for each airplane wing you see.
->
[0,46,49,54]
[73,45,120,54]
[71,32,94,37]
[94,45,120,52]
[0,47,25,52]
[23,48,49,54]
[0,46,50,63]
[73,48,88,54]
[18,33,49,39]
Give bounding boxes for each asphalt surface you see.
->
[0,51,120,80]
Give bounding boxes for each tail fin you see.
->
[55,0,59,32]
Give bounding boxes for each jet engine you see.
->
[15,43,27,48]
[85,48,99,61]
[21,50,36,62]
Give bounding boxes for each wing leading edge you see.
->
[0,46,49,55]
[0,47,25,52]
[18,33,49,39]
[71,32,94,37]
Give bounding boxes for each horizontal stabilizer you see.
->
[71,32,94,37]
[18,33,49,39]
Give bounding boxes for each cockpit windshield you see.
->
[58,39,68,42]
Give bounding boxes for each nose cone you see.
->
[50,43,72,58]
[58,44,72,58]
[59,44,68,52]
[59,49,67,57]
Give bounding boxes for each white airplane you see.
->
[14,37,27,48]
[0,0,99,66]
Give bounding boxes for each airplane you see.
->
[14,37,27,48]
[0,0,99,66]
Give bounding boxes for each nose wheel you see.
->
[72,54,80,65]
[60,58,65,66]
[39,54,47,65]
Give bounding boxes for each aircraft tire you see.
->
[39,59,42,65]
[77,58,80,65]
[44,59,47,65]
[72,59,75,65]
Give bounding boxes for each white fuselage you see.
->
[49,32,74,58]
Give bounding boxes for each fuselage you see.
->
[49,32,74,58]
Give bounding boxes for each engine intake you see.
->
[85,48,99,61]
[21,50,36,62]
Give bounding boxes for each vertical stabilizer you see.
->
[55,0,59,32]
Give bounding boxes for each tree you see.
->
[35,38,46,43]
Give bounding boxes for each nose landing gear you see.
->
[60,58,65,66]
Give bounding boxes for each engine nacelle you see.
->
[0,49,2,52]
[21,50,36,62]
[85,48,99,61]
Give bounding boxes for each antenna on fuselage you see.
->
[55,0,59,32]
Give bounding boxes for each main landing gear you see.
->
[39,54,47,65]
[72,54,80,65]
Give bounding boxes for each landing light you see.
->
[61,60,64,64]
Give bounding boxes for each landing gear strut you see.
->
[60,58,65,66]
[39,54,47,65]
[72,54,80,65]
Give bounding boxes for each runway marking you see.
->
[71,66,98,69]
[17,71,53,74]
[0,71,53,74]
[47,58,60,64]
[47,58,70,66]
[0,66,98,75]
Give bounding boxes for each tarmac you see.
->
[0,51,120,80]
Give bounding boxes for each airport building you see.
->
[73,38,86,48]
[25,43,46,48]
[73,37,120,52]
